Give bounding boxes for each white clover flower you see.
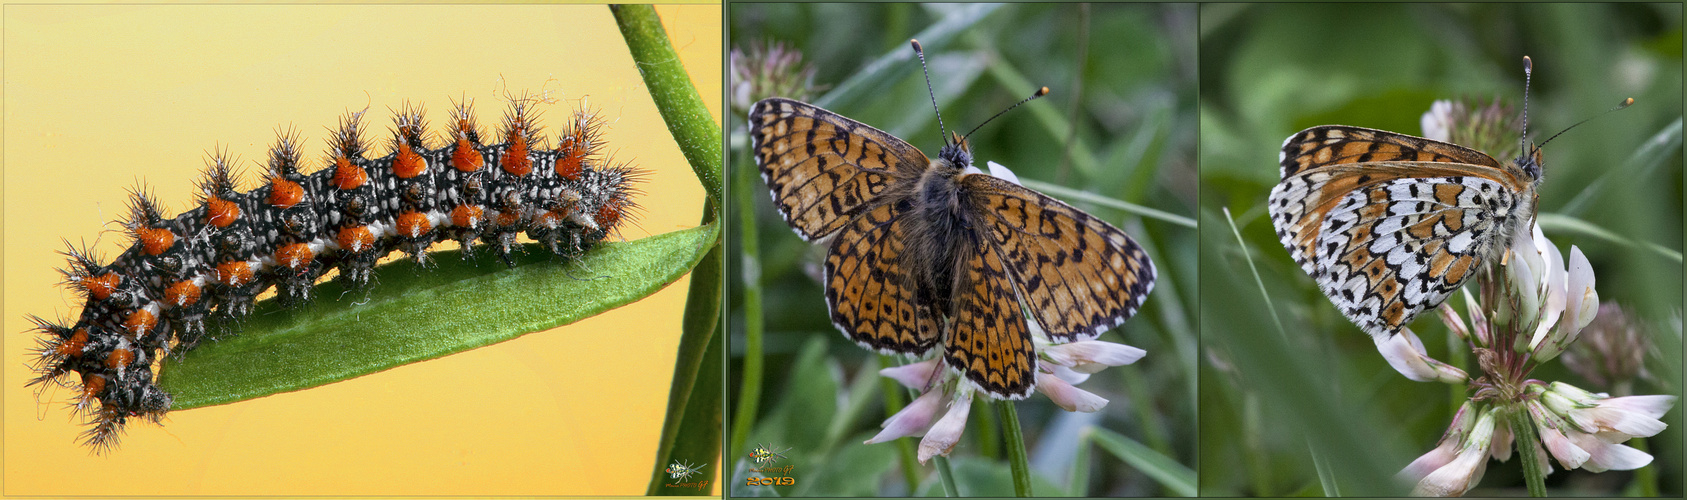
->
[1374,327,1467,383]
[1410,406,1497,497]
[865,314,1146,461]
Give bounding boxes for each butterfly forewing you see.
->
[824,201,942,355]
[1280,125,1504,177]
[945,240,1037,399]
[750,98,928,240]
[961,174,1156,342]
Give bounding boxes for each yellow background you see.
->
[3,4,719,496]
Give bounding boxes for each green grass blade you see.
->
[1024,179,1198,228]
[159,222,720,409]
[812,4,1001,110]
[1087,426,1197,496]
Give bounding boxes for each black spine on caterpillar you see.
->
[27,97,642,451]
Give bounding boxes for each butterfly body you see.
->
[750,97,1155,399]
[1270,125,1542,340]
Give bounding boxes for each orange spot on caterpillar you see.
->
[81,374,106,401]
[206,196,240,228]
[394,143,427,179]
[452,137,484,172]
[333,157,368,189]
[104,348,134,370]
[337,226,376,253]
[217,261,253,286]
[136,227,174,256]
[57,328,89,357]
[501,133,532,175]
[536,210,564,229]
[269,177,304,209]
[596,202,623,229]
[495,210,523,228]
[164,280,201,307]
[124,309,156,338]
[275,243,314,270]
[556,151,583,181]
[451,205,485,228]
[82,273,121,300]
[396,211,432,237]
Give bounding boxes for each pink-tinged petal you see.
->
[1564,246,1599,335]
[1529,400,1590,469]
[1526,434,1554,478]
[1565,429,1653,472]
[1376,328,1468,383]
[1438,302,1471,341]
[1537,239,1568,340]
[1036,370,1107,412]
[1043,340,1145,373]
[1400,402,1477,483]
[1400,444,1460,485]
[1598,395,1677,420]
[1507,225,1545,319]
[1048,363,1091,385]
[880,359,944,390]
[917,389,973,464]
[985,161,1022,186]
[1413,411,1496,497]
[1489,416,1514,462]
[865,388,946,444]
[1463,289,1492,347]
[1566,395,1675,439]
[1421,100,1455,142]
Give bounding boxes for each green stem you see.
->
[728,141,765,460]
[879,360,923,492]
[611,4,722,208]
[999,400,1033,497]
[646,209,723,495]
[1507,405,1549,497]
[611,8,724,493]
[934,455,961,497]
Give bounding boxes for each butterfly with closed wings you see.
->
[1268,55,1632,343]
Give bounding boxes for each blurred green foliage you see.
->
[728,3,1197,496]
[1199,3,1683,496]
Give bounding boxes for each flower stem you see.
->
[999,400,1034,497]
[934,455,961,497]
[1506,405,1549,497]
[727,136,765,460]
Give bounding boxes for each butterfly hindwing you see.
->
[1271,120,1540,341]
[749,98,929,240]
[1311,173,1518,339]
[824,201,942,355]
[959,173,1156,342]
[945,238,1037,399]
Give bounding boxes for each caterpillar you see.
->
[25,96,643,451]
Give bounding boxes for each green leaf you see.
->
[1088,426,1197,496]
[158,222,720,409]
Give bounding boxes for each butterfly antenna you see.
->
[1540,97,1635,148]
[910,39,950,145]
[1520,55,1533,154]
[962,86,1052,142]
